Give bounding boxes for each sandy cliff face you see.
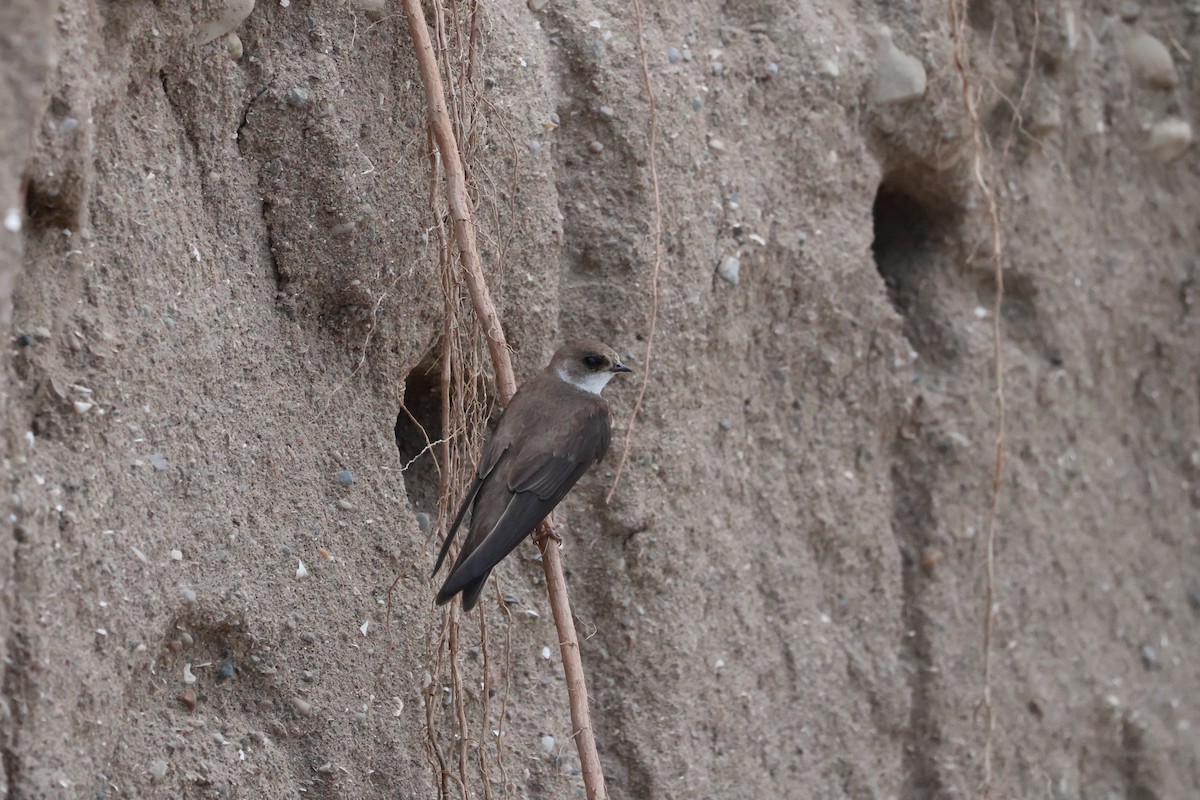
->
[2,1,1197,797]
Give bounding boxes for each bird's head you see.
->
[551,340,632,395]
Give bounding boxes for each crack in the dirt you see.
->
[1,607,32,797]
[891,461,948,800]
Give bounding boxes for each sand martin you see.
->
[432,340,631,610]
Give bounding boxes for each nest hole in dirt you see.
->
[394,348,444,515]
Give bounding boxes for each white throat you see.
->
[556,366,614,395]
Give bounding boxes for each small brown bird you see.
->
[433,340,632,610]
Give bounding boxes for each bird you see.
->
[432,339,632,611]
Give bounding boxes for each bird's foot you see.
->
[535,521,563,547]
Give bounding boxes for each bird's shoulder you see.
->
[503,371,611,455]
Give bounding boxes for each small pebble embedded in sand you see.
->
[296,560,308,578]
[193,0,254,46]
[286,87,311,109]
[4,208,20,233]
[351,0,386,19]
[1123,29,1178,89]
[870,27,926,105]
[717,256,740,285]
[541,734,555,753]
[183,664,197,684]
[335,470,355,485]
[225,33,243,60]
[291,696,313,716]
[1147,118,1192,162]
[1140,644,1159,668]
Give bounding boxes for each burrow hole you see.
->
[871,175,964,366]
[394,350,443,516]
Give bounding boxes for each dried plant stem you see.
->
[605,0,662,503]
[533,532,606,797]
[402,0,511,396]
[950,1,1006,796]
[448,611,471,794]
[401,2,607,798]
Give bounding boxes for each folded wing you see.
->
[435,396,611,610]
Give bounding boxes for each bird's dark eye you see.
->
[583,355,605,370]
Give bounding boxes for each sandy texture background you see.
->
[2,0,1198,797]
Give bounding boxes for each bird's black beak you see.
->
[611,363,633,373]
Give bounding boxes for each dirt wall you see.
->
[1,1,1197,798]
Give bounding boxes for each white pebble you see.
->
[170,549,183,560]
[1147,117,1192,162]
[183,663,197,684]
[871,27,926,105]
[131,546,149,565]
[296,559,308,578]
[541,646,552,660]
[1123,30,1177,89]
[73,400,93,415]
[360,620,371,636]
[717,256,741,285]
[194,0,254,45]
[540,734,555,753]
[225,32,243,60]
[4,208,20,233]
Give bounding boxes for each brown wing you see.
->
[430,399,520,578]
[435,389,611,609]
